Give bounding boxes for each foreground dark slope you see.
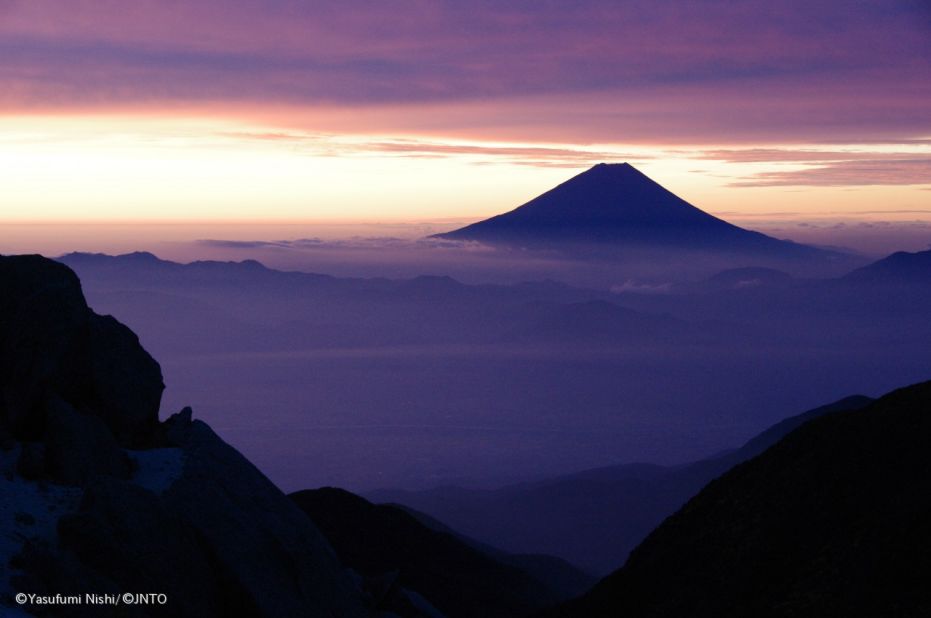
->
[368,395,872,574]
[291,488,594,618]
[0,255,367,617]
[546,380,931,617]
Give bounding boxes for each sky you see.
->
[1,0,930,237]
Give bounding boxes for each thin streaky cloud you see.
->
[730,158,931,187]
[699,149,931,164]
[221,130,649,167]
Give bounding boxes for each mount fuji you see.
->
[435,163,838,262]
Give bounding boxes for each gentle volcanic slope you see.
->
[436,163,831,258]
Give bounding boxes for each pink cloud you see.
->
[0,1,928,143]
[730,158,931,187]
[699,149,930,164]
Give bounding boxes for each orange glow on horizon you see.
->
[1,113,929,225]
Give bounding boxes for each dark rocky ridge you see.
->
[543,380,931,617]
[1,254,367,617]
[0,255,163,446]
[290,488,594,618]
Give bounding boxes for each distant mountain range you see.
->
[53,248,931,491]
[545,380,931,617]
[54,250,696,351]
[435,163,842,262]
[367,395,873,575]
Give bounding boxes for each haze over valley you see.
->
[2,2,930,615]
[49,166,931,493]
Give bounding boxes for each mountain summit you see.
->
[436,163,823,257]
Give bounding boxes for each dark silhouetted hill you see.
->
[291,487,594,618]
[368,395,872,574]
[843,248,931,284]
[545,380,931,617]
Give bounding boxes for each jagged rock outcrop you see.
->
[0,255,163,445]
[0,255,367,617]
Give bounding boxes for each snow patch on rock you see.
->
[0,446,81,615]
[130,447,184,495]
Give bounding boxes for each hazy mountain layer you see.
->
[843,247,931,283]
[368,395,872,574]
[52,250,931,491]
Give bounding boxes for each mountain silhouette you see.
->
[290,487,594,617]
[543,380,931,617]
[0,255,368,617]
[367,395,872,574]
[436,163,831,258]
[842,248,931,284]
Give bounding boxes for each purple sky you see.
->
[0,1,929,227]
[2,0,929,142]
